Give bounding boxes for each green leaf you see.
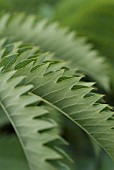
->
[0,13,110,91]
[54,0,114,90]
[0,39,114,162]
[0,70,71,170]
[23,61,114,162]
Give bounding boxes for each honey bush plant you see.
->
[0,1,114,170]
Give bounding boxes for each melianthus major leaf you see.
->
[0,70,72,170]
[0,13,110,91]
[0,39,114,162]
[23,62,114,161]
[53,0,114,91]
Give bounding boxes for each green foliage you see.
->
[0,0,58,13]
[0,68,71,170]
[0,37,114,168]
[0,1,114,169]
[0,14,110,91]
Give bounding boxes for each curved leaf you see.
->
[25,62,114,161]
[0,70,71,170]
[0,39,114,162]
[0,14,110,91]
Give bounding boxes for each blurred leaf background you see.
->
[0,0,114,170]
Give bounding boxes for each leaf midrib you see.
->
[31,91,113,160]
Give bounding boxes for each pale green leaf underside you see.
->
[0,13,110,91]
[0,70,71,170]
[0,39,114,162]
[24,62,114,160]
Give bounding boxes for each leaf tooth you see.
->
[53,88,91,106]
[0,80,32,101]
[26,63,49,84]
[21,15,36,30]
[0,14,10,32]
[31,69,64,93]
[0,70,16,83]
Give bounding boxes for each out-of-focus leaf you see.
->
[0,135,29,170]
[54,0,114,88]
